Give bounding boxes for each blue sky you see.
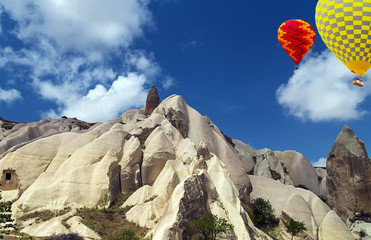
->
[1,0,371,167]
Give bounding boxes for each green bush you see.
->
[249,198,278,228]
[0,197,14,232]
[108,228,139,240]
[97,193,110,211]
[45,233,83,240]
[186,211,234,240]
[286,219,307,240]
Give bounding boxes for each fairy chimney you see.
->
[144,86,161,116]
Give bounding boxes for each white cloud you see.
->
[41,73,148,122]
[1,0,152,52]
[312,157,327,168]
[277,50,371,122]
[0,1,175,122]
[125,51,160,78]
[162,76,175,89]
[0,88,21,103]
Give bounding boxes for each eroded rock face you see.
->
[0,94,353,239]
[250,175,354,240]
[316,168,327,197]
[142,126,176,185]
[119,136,143,193]
[154,95,253,207]
[0,117,96,158]
[327,125,371,221]
[144,86,161,116]
[254,148,293,186]
[274,150,321,196]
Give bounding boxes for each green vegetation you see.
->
[108,228,139,240]
[45,233,83,240]
[76,193,147,240]
[286,219,307,240]
[186,211,234,240]
[18,208,71,222]
[0,196,15,236]
[97,193,110,211]
[248,198,278,229]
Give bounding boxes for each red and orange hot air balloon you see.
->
[277,19,316,69]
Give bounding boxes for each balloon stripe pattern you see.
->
[277,19,316,65]
[316,0,371,77]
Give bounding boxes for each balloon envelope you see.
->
[316,0,371,77]
[277,19,316,65]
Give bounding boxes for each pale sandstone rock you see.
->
[349,221,371,239]
[196,141,211,161]
[1,93,353,240]
[155,95,252,205]
[1,190,18,202]
[0,133,78,193]
[232,139,257,158]
[123,160,189,229]
[250,175,352,239]
[281,194,319,239]
[318,211,355,240]
[20,216,68,237]
[142,126,176,185]
[202,115,226,141]
[274,150,320,195]
[67,216,101,239]
[254,149,293,185]
[13,149,120,217]
[120,108,145,124]
[120,136,142,193]
[175,138,196,165]
[315,168,327,197]
[125,154,269,240]
[0,117,96,158]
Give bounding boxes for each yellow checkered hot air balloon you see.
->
[315,0,371,86]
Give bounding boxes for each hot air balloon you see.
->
[315,0,371,87]
[277,19,316,69]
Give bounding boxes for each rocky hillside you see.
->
[0,88,355,239]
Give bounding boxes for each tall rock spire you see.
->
[144,86,161,116]
[327,125,371,221]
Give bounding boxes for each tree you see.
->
[249,198,278,228]
[286,219,307,240]
[186,211,234,240]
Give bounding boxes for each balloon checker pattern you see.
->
[316,0,371,77]
[277,19,316,65]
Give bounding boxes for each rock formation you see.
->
[250,175,354,240]
[327,125,371,221]
[0,117,95,158]
[253,148,293,185]
[144,86,161,116]
[315,167,327,197]
[274,150,322,196]
[0,90,355,239]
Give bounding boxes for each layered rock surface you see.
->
[274,150,322,196]
[0,95,262,239]
[250,175,354,240]
[0,93,354,239]
[327,125,371,221]
[0,117,95,158]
